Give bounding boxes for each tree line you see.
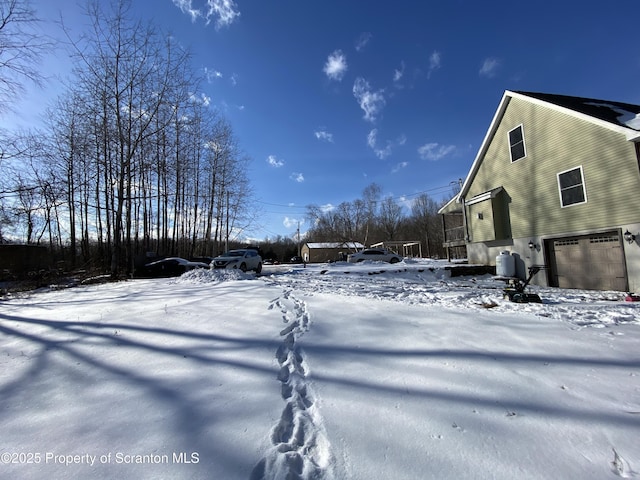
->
[305,183,453,259]
[0,0,253,276]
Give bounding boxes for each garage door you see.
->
[547,231,627,291]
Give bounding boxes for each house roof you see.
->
[437,195,461,215]
[514,91,640,132]
[465,186,504,206]
[458,90,640,200]
[305,242,364,249]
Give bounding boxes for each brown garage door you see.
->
[547,231,627,291]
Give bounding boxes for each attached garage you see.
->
[546,231,628,291]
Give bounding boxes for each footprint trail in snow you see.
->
[250,289,335,480]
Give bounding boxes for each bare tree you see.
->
[361,182,381,245]
[46,89,87,262]
[378,196,403,241]
[409,193,443,258]
[306,183,388,246]
[0,131,42,243]
[0,0,52,242]
[0,0,51,111]
[4,0,255,271]
[66,0,196,274]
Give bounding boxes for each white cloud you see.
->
[188,92,211,106]
[320,203,335,213]
[221,99,244,112]
[353,77,385,122]
[267,155,284,168]
[204,67,223,83]
[172,0,240,28]
[323,50,348,81]
[283,217,304,229]
[397,195,413,211]
[367,129,406,160]
[367,129,378,149]
[172,0,200,22]
[206,0,240,28]
[393,61,405,82]
[355,32,372,52]
[417,142,456,161]
[375,145,392,160]
[428,51,441,78]
[392,161,409,173]
[314,129,334,143]
[290,172,305,183]
[479,57,500,78]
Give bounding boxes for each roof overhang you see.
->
[459,91,513,199]
[437,195,463,214]
[465,186,504,206]
[628,133,640,142]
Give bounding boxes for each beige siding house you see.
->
[300,242,364,263]
[440,90,640,291]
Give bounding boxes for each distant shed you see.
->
[301,242,364,263]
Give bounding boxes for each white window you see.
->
[508,125,526,162]
[557,166,587,207]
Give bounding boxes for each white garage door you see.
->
[548,231,627,291]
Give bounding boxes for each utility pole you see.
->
[297,221,301,256]
[225,190,229,253]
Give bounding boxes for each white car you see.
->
[347,248,403,264]
[211,249,263,273]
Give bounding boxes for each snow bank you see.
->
[176,268,256,284]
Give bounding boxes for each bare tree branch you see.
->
[0,0,53,111]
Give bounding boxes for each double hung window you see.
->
[508,125,526,162]
[557,166,586,207]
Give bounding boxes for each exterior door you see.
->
[547,231,627,291]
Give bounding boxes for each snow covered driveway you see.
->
[1,261,639,479]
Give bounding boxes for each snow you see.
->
[1,259,639,479]
[585,101,640,131]
[626,113,640,130]
[305,242,364,250]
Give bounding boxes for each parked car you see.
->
[190,256,214,265]
[137,257,209,278]
[290,256,304,264]
[347,248,403,264]
[243,245,264,257]
[211,249,263,273]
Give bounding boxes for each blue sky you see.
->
[6,0,640,240]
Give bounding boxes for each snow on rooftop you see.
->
[625,113,640,130]
[585,101,640,130]
[305,242,364,249]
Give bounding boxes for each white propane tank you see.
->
[496,250,515,277]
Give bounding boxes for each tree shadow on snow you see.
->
[0,309,281,477]
[299,341,640,429]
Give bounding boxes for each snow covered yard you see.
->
[1,260,639,479]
